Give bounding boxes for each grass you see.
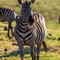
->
[0,0,60,60]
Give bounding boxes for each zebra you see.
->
[14,0,47,60]
[0,7,19,38]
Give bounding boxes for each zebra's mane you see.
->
[0,7,17,13]
[0,7,12,10]
[25,0,29,3]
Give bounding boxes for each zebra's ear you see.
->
[18,0,23,5]
[29,0,35,5]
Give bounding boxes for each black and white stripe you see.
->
[14,0,47,60]
[0,7,19,38]
[15,13,47,44]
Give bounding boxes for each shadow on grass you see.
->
[0,47,30,58]
[0,47,46,58]
[0,50,19,58]
[48,46,60,52]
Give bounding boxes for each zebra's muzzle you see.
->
[29,16,34,26]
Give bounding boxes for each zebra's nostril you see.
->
[23,9,26,12]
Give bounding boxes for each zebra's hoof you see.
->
[12,43,18,46]
[4,26,8,30]
[58,37,60,40]
[8,36,12,39]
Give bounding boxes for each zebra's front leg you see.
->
[7,24,10,38]
[10,24,14,36]
[18,43,24,60]
[37,43,42,60]
[30,43,36,60]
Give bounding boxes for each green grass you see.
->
[0,0,60,60]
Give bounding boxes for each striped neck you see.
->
[20,17,28,25]
[19,17,29,33]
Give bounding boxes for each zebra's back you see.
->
[32,13,47,44]
[0,7,18,22]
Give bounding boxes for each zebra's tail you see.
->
[42,40,48,53]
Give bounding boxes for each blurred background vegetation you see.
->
[0,0,60,60]
[0,0,60,19]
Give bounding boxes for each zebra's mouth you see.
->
[29,22,33,26]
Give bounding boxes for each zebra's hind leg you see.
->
[37,43,42,60]
[30,43,36,60]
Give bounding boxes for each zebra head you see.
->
[18,0,35,25]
